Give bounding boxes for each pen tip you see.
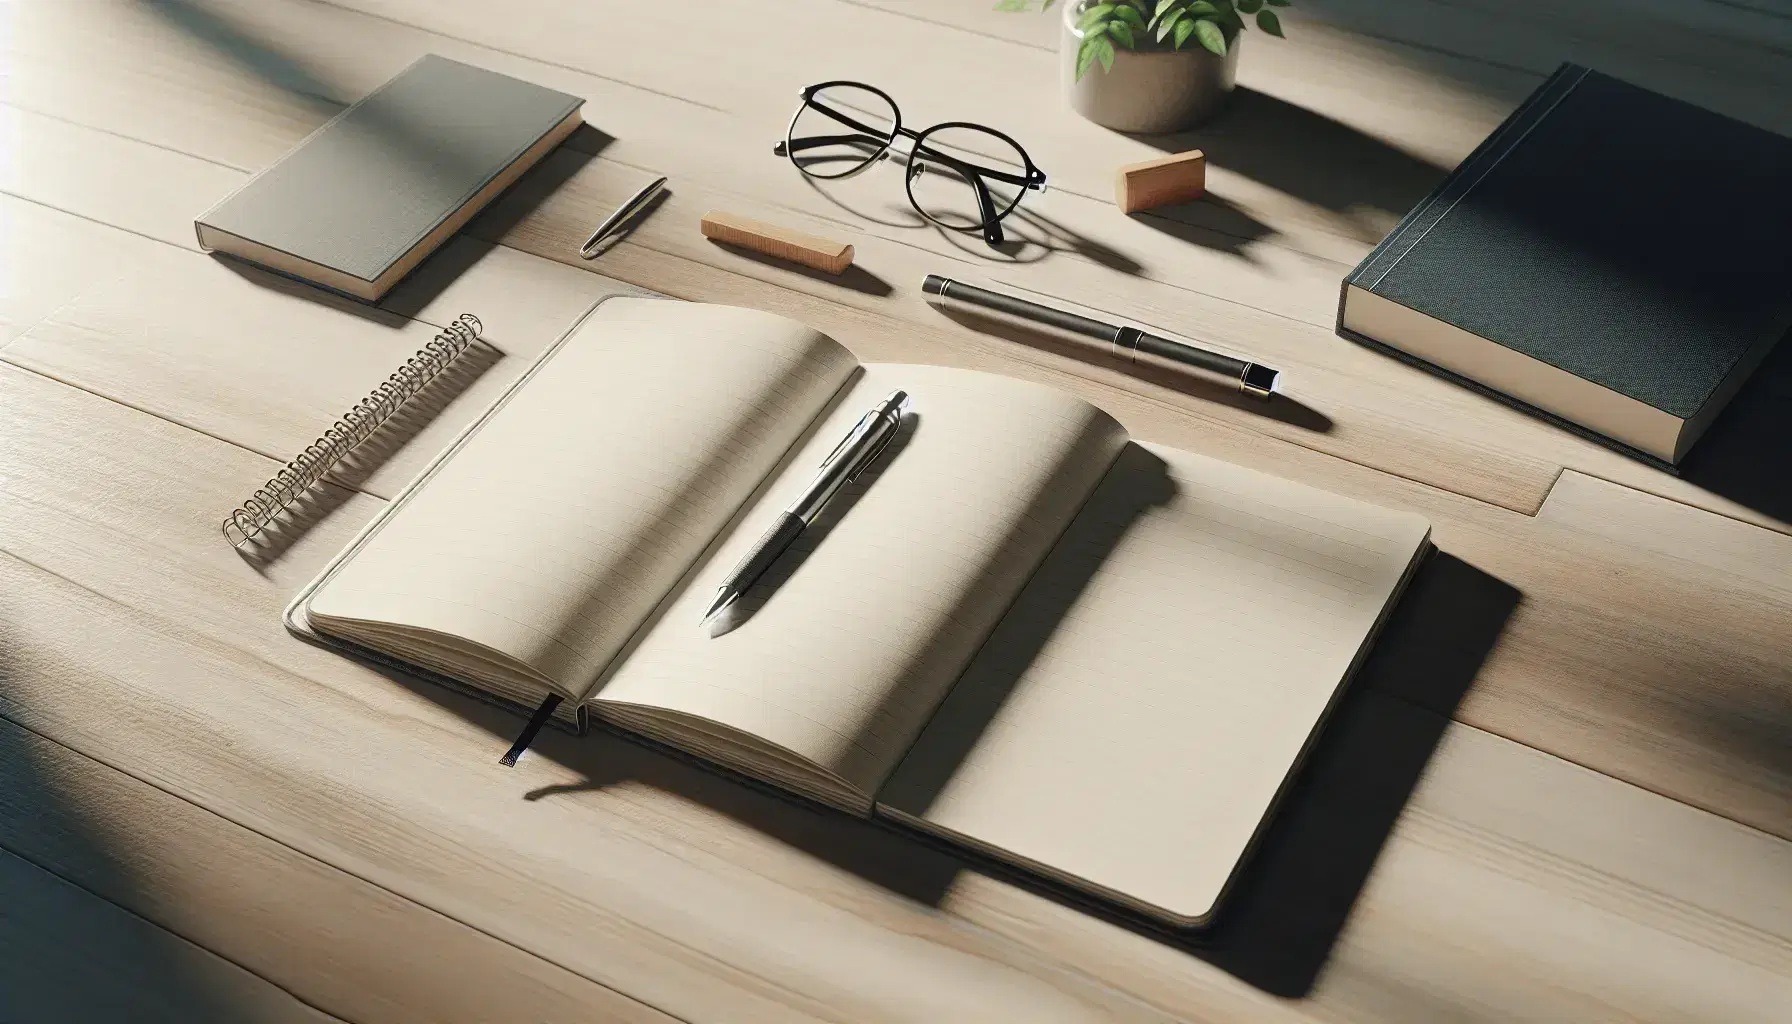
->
[700,588,740,630]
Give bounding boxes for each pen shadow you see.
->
[708,409,920,636]
[934,305,1334,434]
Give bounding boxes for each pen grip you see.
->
[723,512,806,595]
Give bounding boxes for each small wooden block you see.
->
[699,210,855,275]
[1115,150,1207,213]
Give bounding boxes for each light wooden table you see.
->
[1,1,1788,1020]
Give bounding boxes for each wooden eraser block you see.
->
[699,210,855,275]
[1115,150,1206,213]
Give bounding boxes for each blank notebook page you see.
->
[878,443,1431,924]
[594,364,1127,804]
[307,299,858,698]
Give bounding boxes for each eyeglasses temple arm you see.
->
[910,140,1042,190]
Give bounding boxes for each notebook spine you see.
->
[223,312,484,547]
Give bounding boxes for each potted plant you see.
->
[1000,0,1291,133]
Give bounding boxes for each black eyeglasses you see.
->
[773,81,1048,246]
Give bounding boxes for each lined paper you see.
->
[593,365,1128,809]
[308,298,858,699]
[878,443,1431,924]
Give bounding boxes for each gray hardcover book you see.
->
[1339,64,1792,466]
[195,55,583,300]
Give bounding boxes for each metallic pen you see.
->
[700,389,910,627]
[921,275,1282,399]
[579,175,668,258]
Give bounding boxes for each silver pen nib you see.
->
[700,587,738,626]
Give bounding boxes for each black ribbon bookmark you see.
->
[500,694,563,767]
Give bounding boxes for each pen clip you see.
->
[847,420,899,482]
[821,410,876,471]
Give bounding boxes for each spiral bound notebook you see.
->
[280,294,1432,928]
[224,312,485,547]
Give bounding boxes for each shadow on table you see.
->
[1677,330,1792,530]
[933,302,1335,434]
[1129,86,1451,247]
[1129,191,1277,260]
[0,626,250,1018]
[356,545,1514,996]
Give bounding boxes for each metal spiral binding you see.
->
[222,312,484,547]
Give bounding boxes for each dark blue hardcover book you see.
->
[1339,64,1792,467]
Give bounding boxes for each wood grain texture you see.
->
[0,845,345,1024]
[0,0,1789,1018]
[5,139,1790,837]
[1,327,1789,1019]
[14,0,1787,535]
[0,719,673,1023]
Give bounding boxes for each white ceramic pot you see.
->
[1061,0,1240,134]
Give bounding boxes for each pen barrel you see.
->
[923,276,1115,345]
[1122,327,1249,385]
[922,276,1277,398]
[722,512,806,596]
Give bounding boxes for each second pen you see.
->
[921,275,1281,400]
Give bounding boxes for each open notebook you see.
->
[287,297,1431,926]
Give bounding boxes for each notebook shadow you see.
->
[208,254,410,329]
[346,492,1510,997]
[1677,329,1792,528]
[862,546,1518,998]
[1189,550,1519,994]
[935,305,1334,433]
[362,546,1512,991]
[466,138,606,250]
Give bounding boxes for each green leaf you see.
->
[993,0,1030,11]
[1155,9,1183,41]
[1186,0,1219,13]
[1108,19,1135,46]
[1255,8,1284,35]
[1153,0,1181,17]
[1076,36,1101,79]
[1193,16,1227,53]
[1210,0,1234,10]
[1114,4,1146,28]
[1236,0,1262,13]
[1083,20,1109,38]
[1096,35,1116,69]
[1079,3,1115,28]
[1172,15,1196,48]
[1265,0,1291,5]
